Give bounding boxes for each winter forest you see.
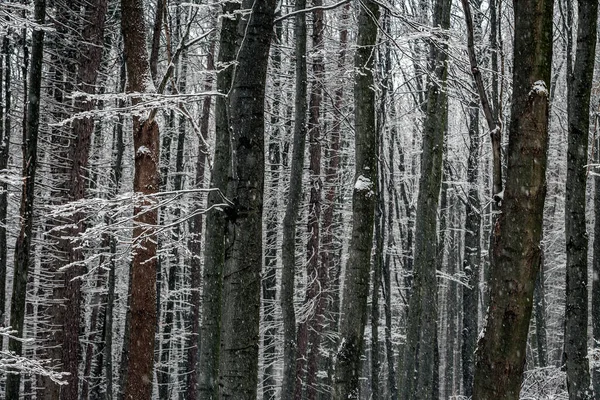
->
[0,0,598,398]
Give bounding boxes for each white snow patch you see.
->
[529,80,548,97]
[354,175,373,191]
[137,145,151,156]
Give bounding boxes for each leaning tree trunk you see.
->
[472,0,554,398]
[120,0,160,396]
[197,2,238,399]
[564,0,598,398]
[217,0,277,397]
[400,0,451,398]
[280,0,308,397]
[5,0,45,397]
[332,0,379,398]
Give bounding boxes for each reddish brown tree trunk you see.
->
[121,0,160,397]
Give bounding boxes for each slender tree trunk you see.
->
[186,38,214,400]
[564,0,598,398]
[120,0,160,396]
[280,0,307,397]
[379,11,398,400]
[332,0,379,397]
[534,251,548,367]
[150,0,165,81]
[262,19,282,400]
[400,0,450,397]
[473,0,554,398]
[63,0,108,397]
[218,0,277,397]
[319,8,349,399]
[295,3,325,398]
[593,107,600,396]
[0,36,11,333]
[197,2,238,398]
[462,97,481,398]
[5,1,44,398]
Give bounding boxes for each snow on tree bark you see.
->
[332,0,379,398]
[473,0,554,398]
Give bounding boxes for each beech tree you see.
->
[332,0,379,397]
[563,1,598,399]
[217,0,277,397]
[473,0,554,398]
[400,0,451,397]
[120,0,160,396]
[5,0,45,397]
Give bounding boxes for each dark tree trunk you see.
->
[462,98,481,398]
[564,0,597,398]
[262,19,282,400]
[295,3,325,398]
[280,0,307,397]
[217,0,276,397]
[473,0,554,398]
[186,38,214,400]
[63,0,108,397]
[5,1,45,398]
[400,0,450,398]
[332,0,379,397]
[150,0,165,81]
[197,3,238,398]
[318,8,348,398]
[120,0,160,396]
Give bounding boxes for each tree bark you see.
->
[0,36,11,334]
[564,0,598,398]
[400,0,450,397]
[262,18,282,400]
[5,0,46,400]
[462,93,481,398]
[217,0,277,397]
[186,37,214,400]
[280,0,307,397]
[120,0,160,396]
[197,4,238,399]
[332,0,379,397]
[472,0,554,398]
[295,3,325,398]
[5,0,45,398]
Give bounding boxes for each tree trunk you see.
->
[295,3,325,398]
[197,2,238,398]
[186,38,214,400]
[0,36,11,334]
[280,0,307,396]
[318,7,349,399]
[534,251,548,367]
[332,0,379,397]
[262,19,282,400]
[400,0,450,397]
[64,0,108,397]
[120,0,160,396]
[218,0,276,397]
[462,97,481,398]
[564,0,597,398]
[472,0,554,398]
[593,115,600,397]
[5,0,45,397]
